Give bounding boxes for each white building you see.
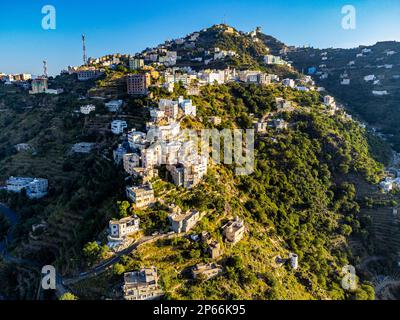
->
[6,176,48,199]
[126,183,155,208]
[282,78,295,88]
[324,95,336,107]
[80,104,96,115]
[127,130,147,150]
[111,120,128,135]
[178,96,196,117]
[341,79,351,85]
[364,75,376,82]
[109,215,140,241]
[372,90,389,96]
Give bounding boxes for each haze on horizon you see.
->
[0,0,399,75]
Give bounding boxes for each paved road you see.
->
[63,233,174,285]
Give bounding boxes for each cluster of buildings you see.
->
[5,176,48,199]
[114,97,207,191]
[0,73,31,84]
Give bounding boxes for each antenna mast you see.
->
[82,34,87,65]
[43,60,48,78]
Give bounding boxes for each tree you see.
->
[0,215,10,240]
[112,263,125,276]
[83,241,101,265]
[59,292,78,300]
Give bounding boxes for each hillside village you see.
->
[1,24,399,300]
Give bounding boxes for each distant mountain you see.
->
[287,41,400,151]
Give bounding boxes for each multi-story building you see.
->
[29,77,48,94]
[282,78,295,88]
[123,267,164,300]
[113,144,128,165]
[6,176,48,200]
[178,96,197,117]
[129,58,145,70]
[159,99,179,119]
[127,130,147,150]
[207,240,222,259]
[123,153,141,175]
[111,120,128,135]
[323,95,336,107]
[105,100,124,113]
[168,208,201,233]
[77,69,103,81]
[108,215,140,241]
[223,217,245,244]
[126,183,155,208]
[127,73,151,95]
[167,154,208,189]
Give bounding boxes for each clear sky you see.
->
[1,0,399,75]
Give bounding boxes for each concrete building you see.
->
[282,78,295,88]
[123,267,163,300]
[127,130,147,150]
[223,217,245,244]
[264,54,286,65]
[159,99,179,119]
[71,142,95,154]
[29,77,48,94]
[178,96,197,117]
[129,58,145,70]
[275,98,292,111]
[126,183,155,208]
[191,263,223,280]
[127,73,151,95]
[6,176,48,199]
[113,144,128,165]
[108,215,140,241]
[167,155,208,189]
[80,104,96,115]
[105,100,124,112]
[289,253,299,270]
[123,153,141,175]
[111,120,128,135]
[77,69,103,81]
[207,240,222,259]
[168,208,201,233]
[324,95,336,107]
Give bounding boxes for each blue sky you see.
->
[0,0,399,75]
